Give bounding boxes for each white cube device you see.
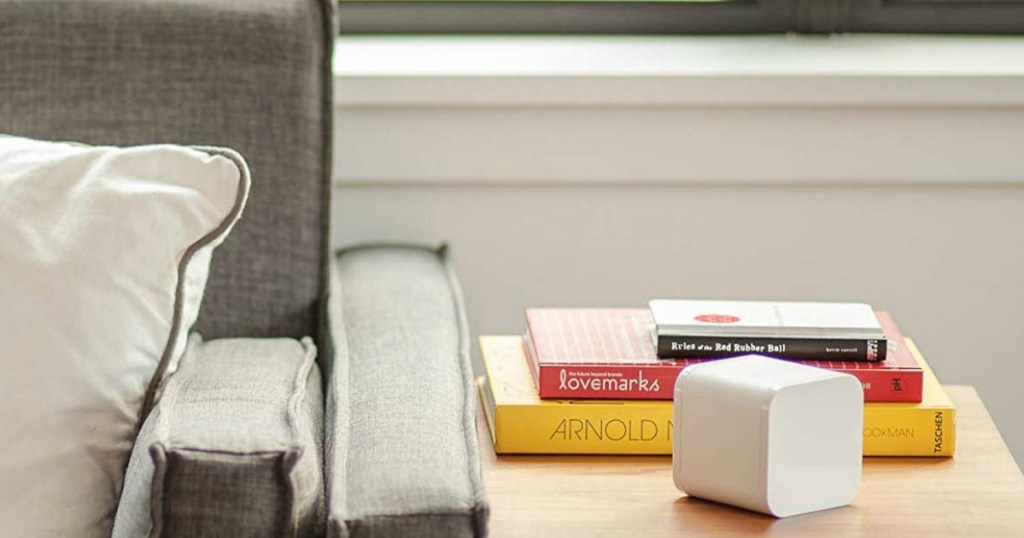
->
[673,355,863,518]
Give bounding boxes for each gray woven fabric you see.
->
[0,0,336,340]
[326,245,489,538]
[113,334,325,538]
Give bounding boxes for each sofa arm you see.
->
[113,335,325,538]
[326,245,488,538]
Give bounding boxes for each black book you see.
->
[656,334,886,362]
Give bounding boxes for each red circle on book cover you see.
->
[694,314,741,324]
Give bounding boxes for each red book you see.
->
[525,308,923,402]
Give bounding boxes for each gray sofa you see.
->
[0,1,487,536]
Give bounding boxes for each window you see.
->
[338,0,1024,35]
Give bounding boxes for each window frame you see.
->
[340,0,787,35]
[338,0,1024,35]
[849,0,1024,35]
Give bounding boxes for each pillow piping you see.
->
[139,146,252,421]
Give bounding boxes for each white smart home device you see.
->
[673,355,863,518]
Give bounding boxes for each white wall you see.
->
[332,184,1024,465]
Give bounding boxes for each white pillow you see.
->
[0,134,250,537]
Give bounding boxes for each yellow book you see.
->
[479,335,955,457]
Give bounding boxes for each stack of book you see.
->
[478,300,956,457]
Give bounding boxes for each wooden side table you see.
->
[479,386,1024,536]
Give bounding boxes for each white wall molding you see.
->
[334,36,1024,186]
[334,33,1024,187]
[335,35,1024,108]
[335,76,1024,110]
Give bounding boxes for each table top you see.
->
[478,385,1024,537]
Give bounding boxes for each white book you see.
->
[649,299,884,340]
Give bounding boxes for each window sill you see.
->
[335,35,1024,108]
[332,35,1024,185]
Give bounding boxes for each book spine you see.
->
[656,335,887,362]
[863,405,956,457]
[839,368,923,403]
[537,364,679,400]
[539,364,921,402]
[494,404,675,455]
[489,402,953,456]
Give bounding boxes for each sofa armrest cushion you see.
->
[326,245,488,538]
[112,334,325,538]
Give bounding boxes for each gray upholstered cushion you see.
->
[0,0,336,340]
[113,335,325,538]
[326,245,489,538]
